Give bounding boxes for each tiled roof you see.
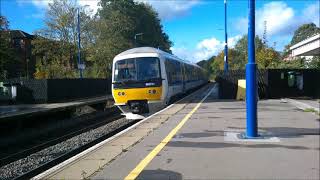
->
[9,30,34,39]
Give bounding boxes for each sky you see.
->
[1,0,319,62]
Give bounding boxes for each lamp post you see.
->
[77,8,84,78]
[246,0,258,138]
[134,33,143,47]
[224,0,228,73]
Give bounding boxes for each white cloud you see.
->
[31,0,53,9]
[194,35,241,61]
[136,0,200,20]
[170,46,190,61]
[257,2,295,36]
[171,35,242,62]
[19,0,198,20]
[236,2,296,36]
[78,0,100,14]
[227,35,242,48]
[235,1,320,37]
[17,0,100,14]
[194,37,222,60]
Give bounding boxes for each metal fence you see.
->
[1,78,111,104]
[216,69,320,99]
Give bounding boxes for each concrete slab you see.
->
[48,145,123,179]
[92,87,319,180]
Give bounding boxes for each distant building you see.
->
[0,30,35,78]
[9,30,36,78]
[286,34,320,61]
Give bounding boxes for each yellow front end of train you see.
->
[113,86,162,104]
[112,53,165,118]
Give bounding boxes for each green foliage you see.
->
[308,56,320,69]
[283,23,320,57]
[206,23,320,78]
[290,23,320,45]
[208,35,280,76]
[276,57,307,69]
[0,16,9,31]
[212,48,244,70]
[92,0,172,78]
[197,58,213,73]
[0,15,20,80]
[32,36,78,78]
[32,0,172,79]
[32,0,95,79]
[256,47,281,69]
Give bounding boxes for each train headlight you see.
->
[148,89,157,94]
[118,92,125,96]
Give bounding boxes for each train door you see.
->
[182,63,186,93]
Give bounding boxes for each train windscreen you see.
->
[114,57,160,82]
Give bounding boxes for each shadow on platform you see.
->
[227,126,320,138]
[167,140,317,150]
[137,169,182,180]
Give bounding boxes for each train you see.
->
[111,47,208,119]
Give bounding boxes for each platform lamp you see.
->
[224,0,228,73]
[77,8,85,78]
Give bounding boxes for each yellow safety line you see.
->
[124,86,215,180]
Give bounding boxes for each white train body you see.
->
[111,47,208,119]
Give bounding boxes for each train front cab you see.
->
[112,55,167,119]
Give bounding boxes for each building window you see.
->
[13,39,21,48]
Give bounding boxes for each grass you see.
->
[303,108,320,116]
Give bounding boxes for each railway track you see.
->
[0,108,137,180]
[0,107,121,166]
[0,84,208,180]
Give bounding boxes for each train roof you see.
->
[114,47,202,68]
[115,47,171,58]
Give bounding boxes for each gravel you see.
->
[0,117,134,180]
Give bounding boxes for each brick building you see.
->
[7,30,35,78]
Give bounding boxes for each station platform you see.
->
[0,95,113,120]
[286,98,320,113]
[34,83,320,180]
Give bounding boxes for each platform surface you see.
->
[287,98,320,113]
[39,83,319,180]
[0,95,113,119]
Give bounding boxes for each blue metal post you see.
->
[246,0,258,137]
[224,0,228,73]
[77,8,83,78]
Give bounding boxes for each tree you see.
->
[283,23,320,58]
[308,56,320,69]
[0,16,19,79]
[233,35,280,69]
[256,47,281,69]
[208,34,280,75]
[211,48,241,71]
[234,35,266,65]
[276,57,306,69]
[0,16,9,31]
[92,0,172,78]
[290,23,320,45]
[32,0,94,79]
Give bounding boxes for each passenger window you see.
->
[165,59,183,85]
